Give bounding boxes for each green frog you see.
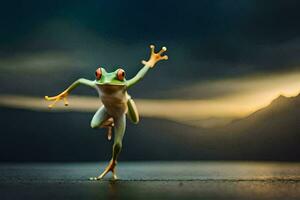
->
[45,45,168,180]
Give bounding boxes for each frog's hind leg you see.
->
[90,106,114,140]
[95,114,126,180]
[127,98,139,124]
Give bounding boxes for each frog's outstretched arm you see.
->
[126,45,168,88]
[45,78,96,108]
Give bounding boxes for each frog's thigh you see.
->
[90,106,110,128]
[127,98,139,124]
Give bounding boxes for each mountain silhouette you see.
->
[221,93,300,160]
[0,94,299,161]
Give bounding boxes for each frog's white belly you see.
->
[96,85,128,117]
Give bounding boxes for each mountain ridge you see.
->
[0,93,299,161]
[225,93,300,130]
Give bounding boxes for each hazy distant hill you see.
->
[0,94,299,161]
[222,94,300,160]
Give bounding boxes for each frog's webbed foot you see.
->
[142,45,168,68]
[89,160,118,181]
[45,90,69,108]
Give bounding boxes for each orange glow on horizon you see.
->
[0,70,300,127]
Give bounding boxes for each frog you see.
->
[45,45,168,180]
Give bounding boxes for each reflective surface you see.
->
[0,162,300,199]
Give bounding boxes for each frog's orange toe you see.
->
[45,96,56,101]
[158,46,167,54]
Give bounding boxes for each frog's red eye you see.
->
[117,69,125,81]
[95,68,102,80]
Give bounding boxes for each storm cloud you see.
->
[0,0,300,98]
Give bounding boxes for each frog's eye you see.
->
[95,68,102,80]
[117,69,125,81]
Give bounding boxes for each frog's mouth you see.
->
[97,84,126,93]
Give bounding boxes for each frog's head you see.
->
[95,67,126,86]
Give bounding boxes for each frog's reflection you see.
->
[107,180,120,200]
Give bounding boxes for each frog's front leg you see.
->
[91,114,126,180]
[45,78,96,108]
[126,45,168,88]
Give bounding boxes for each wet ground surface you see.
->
[0,162,300,200]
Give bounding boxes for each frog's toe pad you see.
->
[89,177,98,181]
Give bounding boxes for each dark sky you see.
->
[0,0,300,98]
